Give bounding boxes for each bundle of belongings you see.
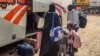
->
[17,42,35,56]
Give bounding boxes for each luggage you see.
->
[17,42,34,56]
[50,12,63,42]
[68,30,82,48]
[50,26,64,42]
[72,31,82,48]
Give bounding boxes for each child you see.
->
[67,23,81,56]
[67,23,75,56]
[57,23,73,56]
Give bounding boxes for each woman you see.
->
[39,3,61,56]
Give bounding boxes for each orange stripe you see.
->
[4,5,23,21]
[13,6,29,25]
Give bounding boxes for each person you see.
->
[39,3,61,56]
[58,31,68,56]
[67,5,80,32]
[96,9,99,14]
[67,5,80,52]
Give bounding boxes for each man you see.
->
[67,5,80,53]
[67,5,80,32]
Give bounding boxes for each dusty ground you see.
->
[75,15,100,56]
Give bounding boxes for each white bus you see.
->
[0,0,72,47]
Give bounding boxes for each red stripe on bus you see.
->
[13,6,29,25]
[4,5,23,21]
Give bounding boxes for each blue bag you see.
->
[50,12,64,42]
[17,42,34,56]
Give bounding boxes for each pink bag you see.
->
[68,30,82,48]
[36,31,42,49]
[72,31,82,48]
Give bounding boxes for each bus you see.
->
[0,0,70,47]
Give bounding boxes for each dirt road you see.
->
[75,15,100,56]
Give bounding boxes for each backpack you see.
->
[50,12,64,42]
[79,12,87,28]
[17,42,34,56]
